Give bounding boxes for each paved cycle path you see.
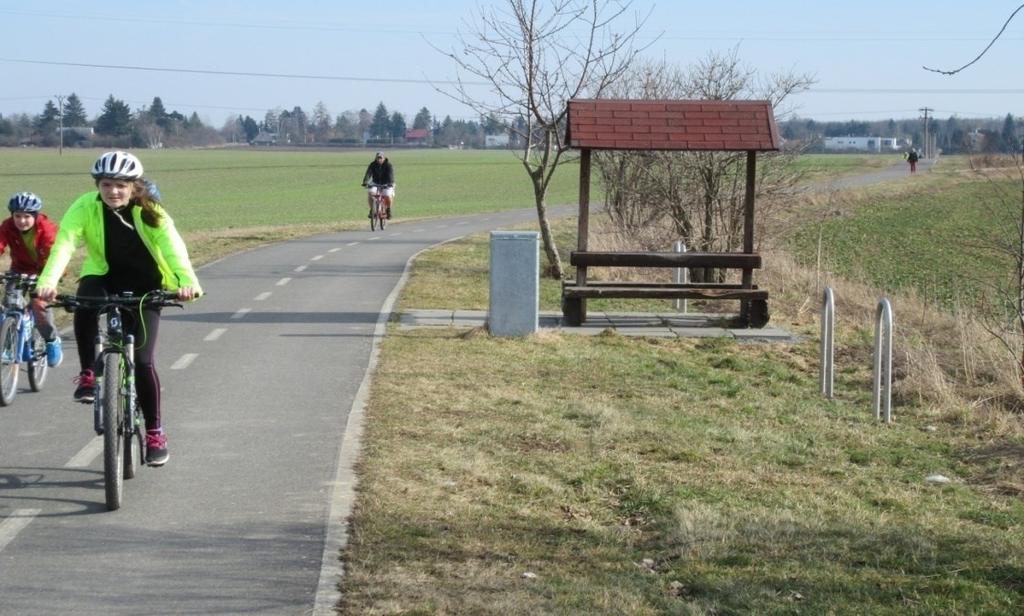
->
[0,158,933,615]
[0,207,564,615]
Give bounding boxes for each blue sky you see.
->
[1,1,1021,128]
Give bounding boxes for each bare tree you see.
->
[594,51,814,281]
[436,0,650,277]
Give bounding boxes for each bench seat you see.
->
[562,284,768,301]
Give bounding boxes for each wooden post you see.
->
[740,150,757,322]
[564,148,591,325]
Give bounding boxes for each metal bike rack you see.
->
[872,298,894,423]
[673,240,689,313]
[820,287,835,399]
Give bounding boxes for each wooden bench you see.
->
[562,250,769,327]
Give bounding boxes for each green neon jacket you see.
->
[38,191,203,295]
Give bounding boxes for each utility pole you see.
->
[55,94,66,156]
[919,107,933,159]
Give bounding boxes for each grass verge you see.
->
[344,216,1024,612]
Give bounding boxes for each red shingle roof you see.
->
[566,99,780,151]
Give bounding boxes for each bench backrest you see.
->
[570,251,761,269]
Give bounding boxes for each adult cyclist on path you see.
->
[361,151,395,220]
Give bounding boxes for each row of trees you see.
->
[0,95,517,150]
[779,113,1024,154]
[233,101,517,148]
[0,93,221,148]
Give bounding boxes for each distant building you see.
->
[251,131,278,146]
[59,126,94,138]
[484,133,510,148]
[823,136,910,152]
[405,128,430,146]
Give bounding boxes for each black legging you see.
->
[74,276,163,432]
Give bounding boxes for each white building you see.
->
[823,136,910,152]
[484,134,510,148]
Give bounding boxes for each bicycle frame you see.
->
[92,304,137,437]
[0,273,47,406]
[2,275,37,359]
[367,183,390,230]
[52,290,182,510]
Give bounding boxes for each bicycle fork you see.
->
[93,334,137,436]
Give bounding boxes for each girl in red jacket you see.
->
[0,192,63,367]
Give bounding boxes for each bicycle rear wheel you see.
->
[0,317,20,406]
[102,352,125,510]
[27,327,48,392]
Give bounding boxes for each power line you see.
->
[808,87,1024,94]
[0,57,488,86]
[0,8,457,36]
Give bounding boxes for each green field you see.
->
[0,147,582,231]
[787,169,1019,311]
[0,149,895,234]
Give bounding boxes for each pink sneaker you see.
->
[145,431,169,466]
[73,369,96,403]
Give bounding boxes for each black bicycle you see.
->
[52,290,182,511]
[0,272,49,406]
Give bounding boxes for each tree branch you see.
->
[923,3,1024,75]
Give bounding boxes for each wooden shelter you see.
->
[562,98,782,327]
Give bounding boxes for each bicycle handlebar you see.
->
[50,290,184,312]
[2,272,38,287]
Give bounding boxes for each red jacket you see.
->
[0,213,58,275]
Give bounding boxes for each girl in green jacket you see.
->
[37,151,201,467]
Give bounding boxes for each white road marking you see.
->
[65,437,102,468]
[434,225,448,229]
[295,265,308,272]
[254,292,272,301]
[389,232,403,237]
[276,278,292,286]
[311,255,324,261]
[205,328,227,341]
[171,353,198,370]
[346,242,359,246]
[368,236,381,241]
[414,228,426,233]
[328,247,341,253]
[455,221,469,226]
[231,308,251,319]
[0,509,41,552]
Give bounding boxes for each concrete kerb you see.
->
[397,309,799,342]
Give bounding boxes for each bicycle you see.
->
[365,182,392,231]
[0,273,49,406]
[51,290,183,511]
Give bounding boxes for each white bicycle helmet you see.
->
[91,151,144,180]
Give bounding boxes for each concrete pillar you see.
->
[488,231,539,336]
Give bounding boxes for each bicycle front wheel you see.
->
[0,317,21,406]
[27,327,48,392]
[370,202,379,231]
[102,352,125,511]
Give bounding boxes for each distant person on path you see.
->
[906,148,920,173]
[0,192,63,367]
[36,151,202,467]
[361,151,395,219]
